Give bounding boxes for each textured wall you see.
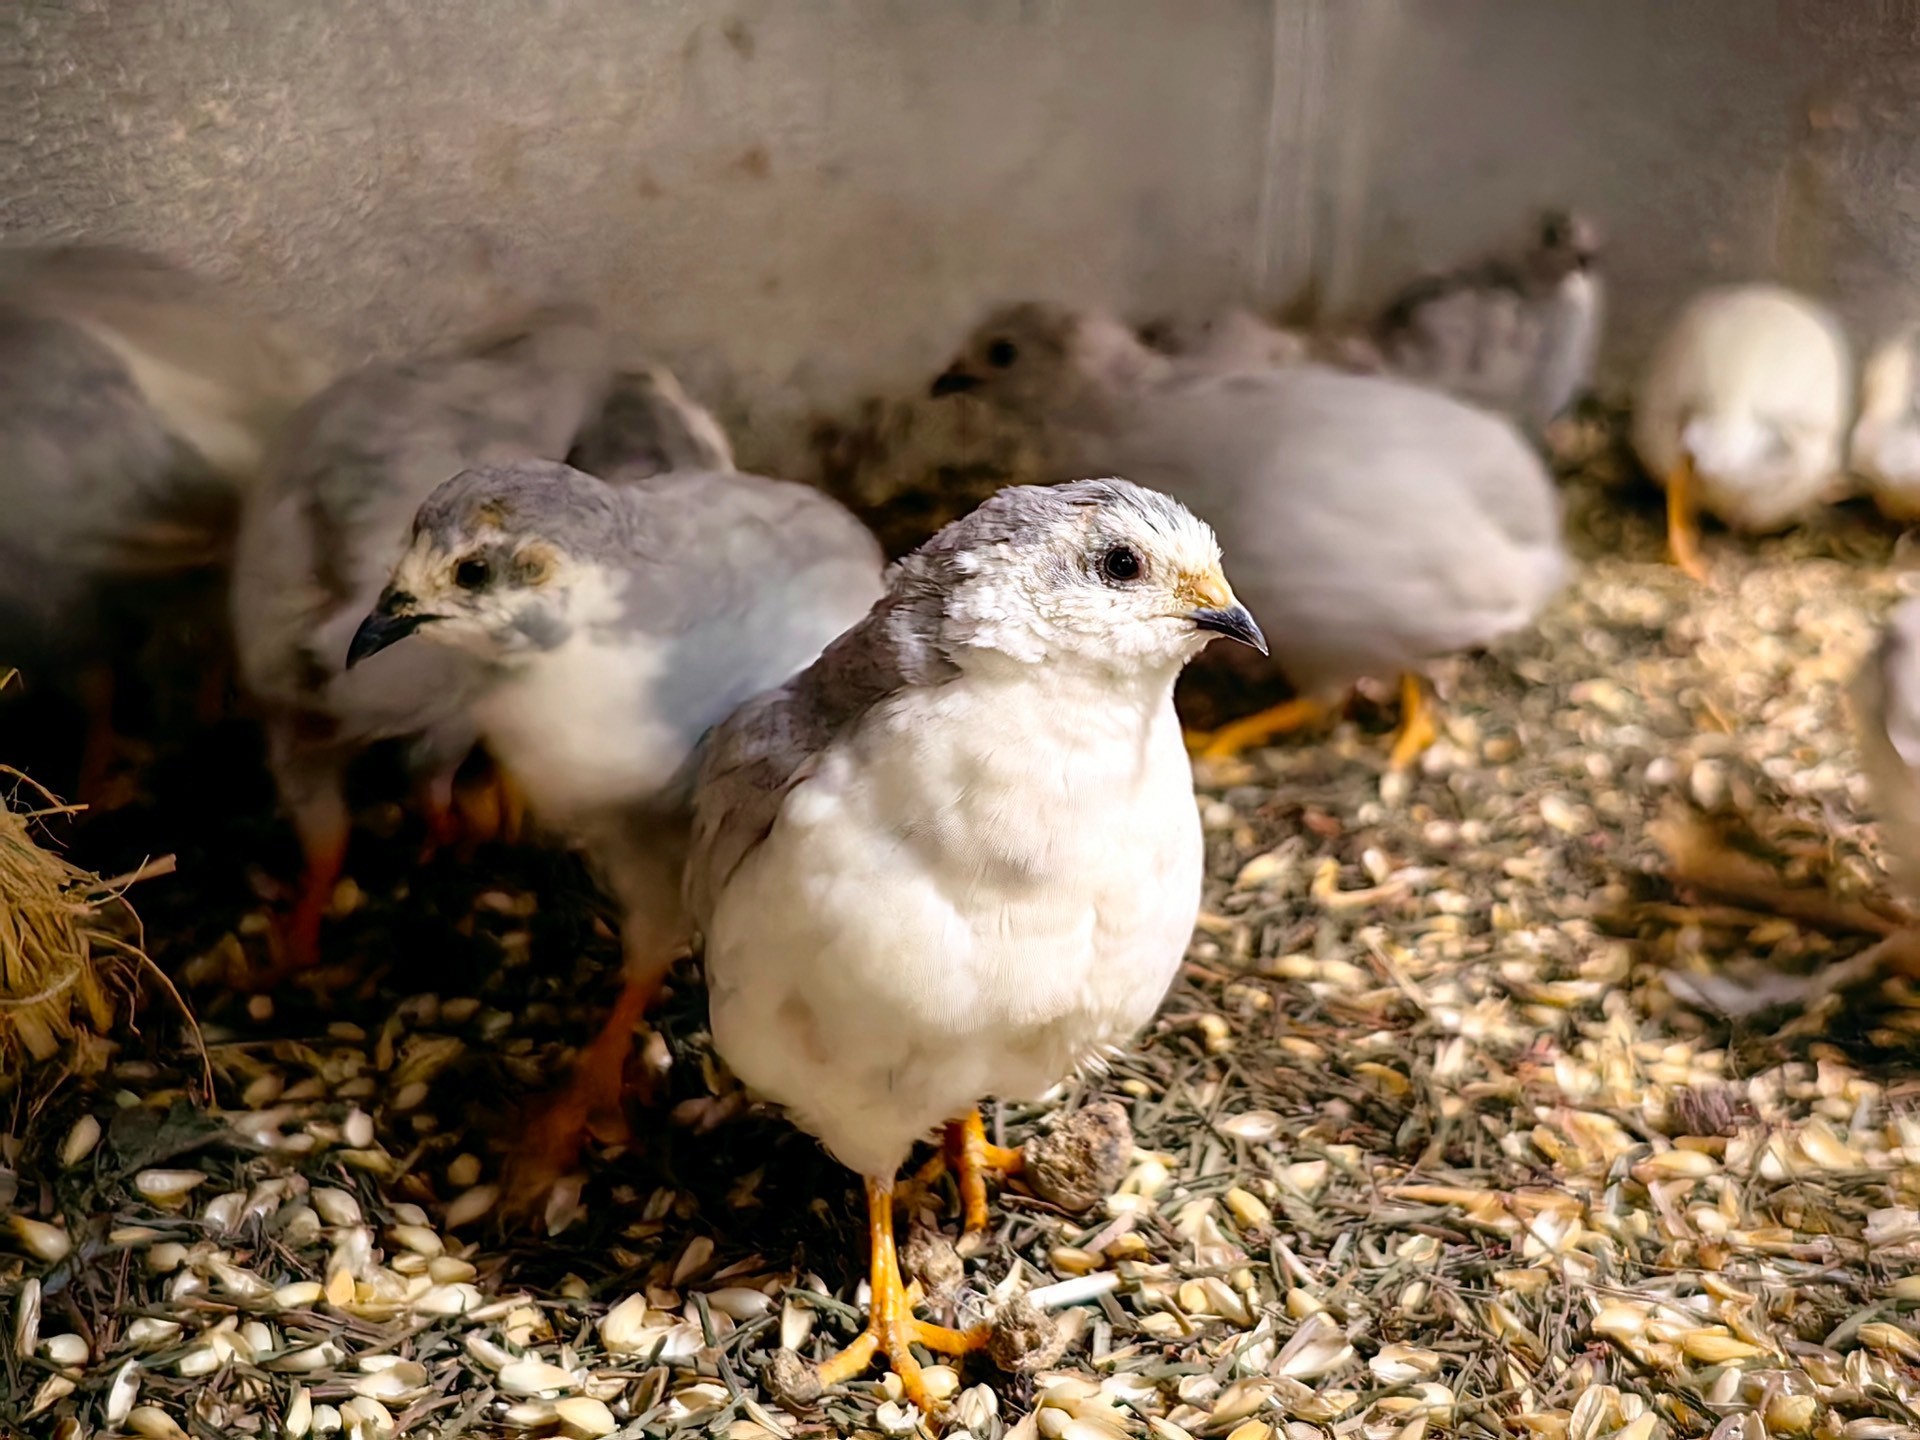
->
[8,0,1920,434]
[2,0,1281,430]
[1329,0,1920,384]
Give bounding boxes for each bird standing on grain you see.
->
[931,302,1566,766]
[686,479,1264,1408]
[1374,209,1604,437]
[347,459,884,1214]
[230,305,614,974]
[1631,284,1852,581]
[0,245,330,801]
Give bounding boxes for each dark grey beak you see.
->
[930,366,981,398]
[345,600,431,669]
[1192,604,1267,655]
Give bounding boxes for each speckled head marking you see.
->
[345,460,633,669]
[886,477,1263,670]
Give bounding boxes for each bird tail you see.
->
[1680,412,1777,480]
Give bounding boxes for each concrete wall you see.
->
[6,0,1920,436]
[2,0,1281,423]
[1328,1,1920,385]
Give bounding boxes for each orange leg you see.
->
[1186,695,1331,762]
[1667,456,1709,582]
[265,832,347,983]
[1386,672,1438,772]
[194,651,232,727]
[453,760,529,849]
[818,1177,989,1411]
[501,974,659,1217]
[415,766,463,862]
[938,1109,1025,1236]
[74,663,120,812]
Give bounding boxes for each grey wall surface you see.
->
[1330,1,1920,386]
[2,0,1280,426]
[6,0,1920,440]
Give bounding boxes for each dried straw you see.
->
[0,763,130,1072]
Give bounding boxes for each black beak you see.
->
[1192,604,1267,655]
[345,602,430,669]
[930,366,981,398]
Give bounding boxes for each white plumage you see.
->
[1632,284,1853,537]
[1851,330,1920,522]
[686,478,1263,1407]
[708,648,1201,1179]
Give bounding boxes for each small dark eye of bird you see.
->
[1100,544,1143,584]
[454,557,492,591]
[986,339,1019,369]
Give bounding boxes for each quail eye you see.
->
[454,556,492,591]
[1100,544,1144,584]
[986,339,1019,369]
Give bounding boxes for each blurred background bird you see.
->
[1373,209,1604,440]
[688,478,1263,1409]
[1631,284,1853,581]
[0,245,331,806]
[931,301,1567,767]
[229,304,615,977]
[1850,330,1920,524]
[567,362,737,482]
[346,458,884,1218]
[1850,595,1920,911]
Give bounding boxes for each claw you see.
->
[817,1177,990,1412]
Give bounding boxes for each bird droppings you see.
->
[8,411,1920,1436]
[1022,1100,1135,1215]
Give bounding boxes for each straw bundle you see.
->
[0,769,134,1075]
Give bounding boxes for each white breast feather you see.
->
[705,662,1202,1180]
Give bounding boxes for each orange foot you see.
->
[1667,456,1710,582]
[501,977,656,1219]
[1185,695,1331,762]
[912,1108,1025,1236]
[819,1177,989,1412]
[245,837,348,992]
[1386,672,1439,773]
[74,664,132,813]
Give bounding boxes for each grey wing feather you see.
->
[232,306,612,717]
[1090,368,1565,691]
[602,469,886,798]
[0,245,331,482]
[0,302,215,658]
[685,571,952,927]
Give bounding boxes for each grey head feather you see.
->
[253,305,611,638]
[683,477,1184,923]
[567,365,735,483]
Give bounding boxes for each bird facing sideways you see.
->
[1849,329,1920,524]
[0,245,330,801]
[1631,284,1852,581]
[686,478,1264,1409]
[1373,208,1604,437]
[931,301,1567,766]
[230,305,614,976]
[346,459,885,1214]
